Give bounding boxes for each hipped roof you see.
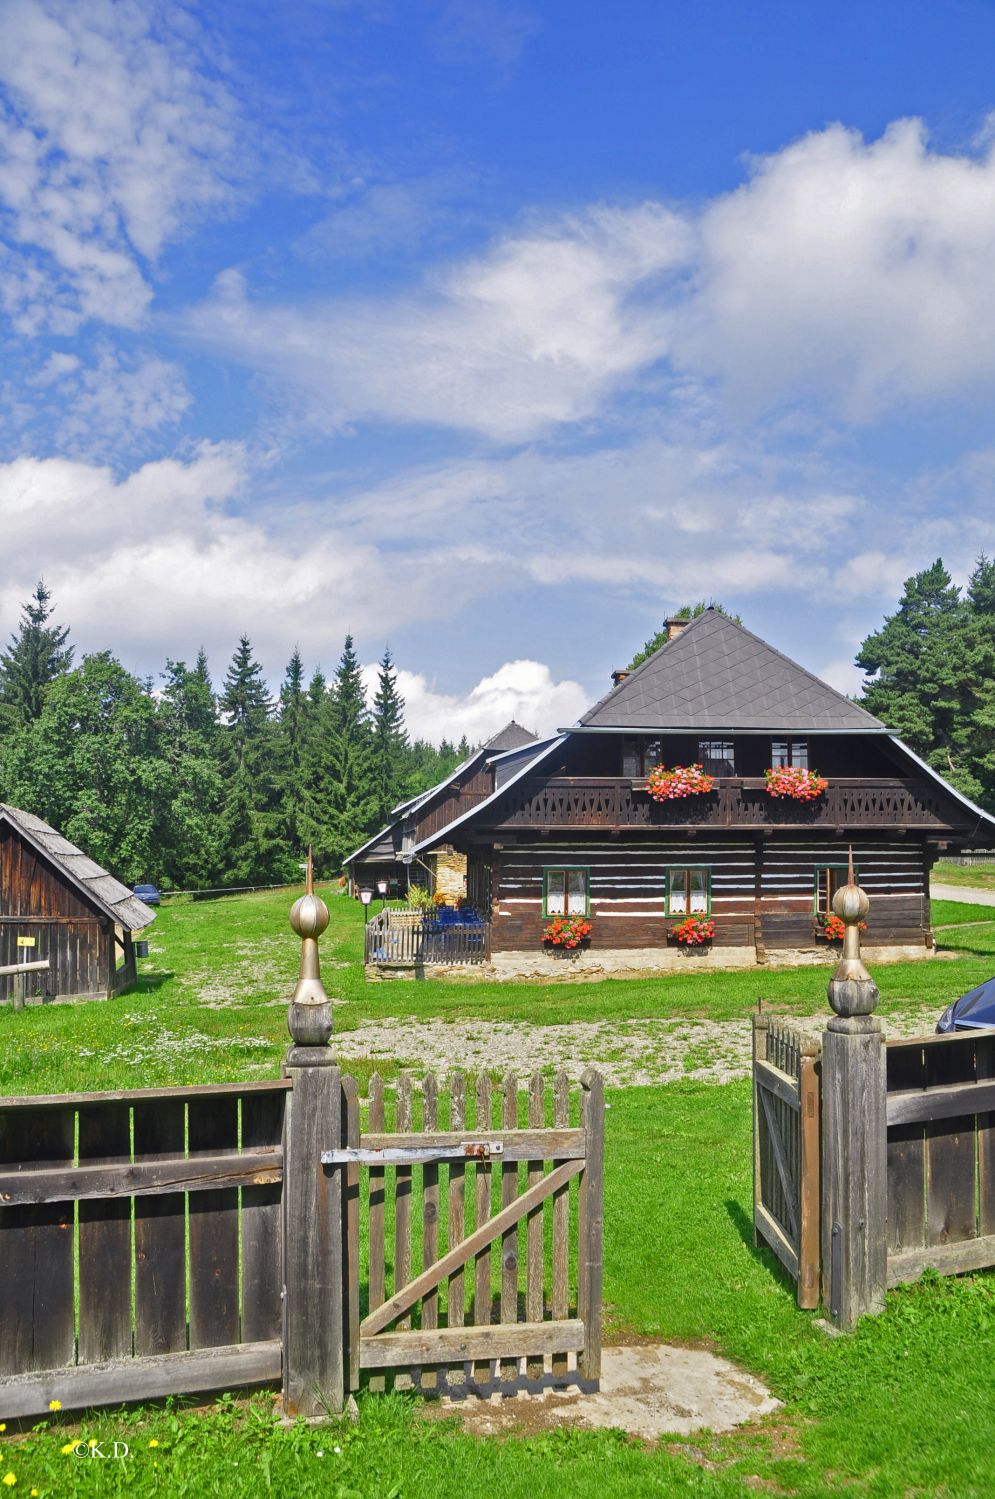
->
[0,804,157,930]
[576,609,886,733]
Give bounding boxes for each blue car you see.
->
[132,883,161,906]
[937,978,995,1032]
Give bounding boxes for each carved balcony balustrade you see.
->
[486,776,955,832]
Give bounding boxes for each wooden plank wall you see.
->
[0,1080,288,1417]
[0,823,113,1000]
[490,839,930,952]
[886,1032,995,1285]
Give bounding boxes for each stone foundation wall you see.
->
[366,941,934,983]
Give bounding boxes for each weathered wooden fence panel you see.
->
[335,1068,604,1391]
[365,909,492,966]
[886,1030,995,1286]
[752,1014,821,1308]
[0,1080,288,1419]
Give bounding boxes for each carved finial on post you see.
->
[287,847,333,1048]
[827,845,879,1025]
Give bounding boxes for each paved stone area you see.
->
[433,1344,780,1440]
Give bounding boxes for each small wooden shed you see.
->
[0,803,156,1005]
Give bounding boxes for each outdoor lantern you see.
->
[376,877,388,910]
[359,887,373,920]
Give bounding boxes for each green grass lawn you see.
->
[4,887,995,1496]
[933,859,995,891]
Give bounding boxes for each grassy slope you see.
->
[4,888,995,1496]
[933,859,995,891]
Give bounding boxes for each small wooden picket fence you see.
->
[333,1068,604,1392]
[752,1014,821,1308]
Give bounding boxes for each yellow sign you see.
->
[16,936,36,948]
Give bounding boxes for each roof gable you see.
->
[0,805,156,930]
[578,610,885,733]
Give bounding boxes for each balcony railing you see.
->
[488,776,954,831]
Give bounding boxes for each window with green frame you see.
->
[666,866,711,916]
[814,864,859,915]
[543,867,590,917]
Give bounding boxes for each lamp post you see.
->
[376,877,388,913]
[359,887,373,923]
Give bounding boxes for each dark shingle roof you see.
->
[0,804,157,930]
[483,720,538,754]
[577,610,885,733]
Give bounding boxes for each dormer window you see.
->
[698,740,735,775]
[771,740,808,770]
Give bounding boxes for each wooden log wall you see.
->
[490,839,930,951]
[886,1031,995,1285]
[0,1080,288,1419]
[0,823,114,1000]
[349,1069,602,1392]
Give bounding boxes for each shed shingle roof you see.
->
[577,610,886,733]
[0,804,157,930]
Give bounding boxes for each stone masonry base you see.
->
[366,942,933,982]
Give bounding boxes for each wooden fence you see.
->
[0,1066,603,1419]
[364,909,492,966]
[331,1068,603,1392]
[0,1080,287,1418]
[887,1029,995,1286]
[752,1016,821,1308]
[753,1015,995,1323]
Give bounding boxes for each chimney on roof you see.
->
[611,668,630,686]
[665,616,691,641]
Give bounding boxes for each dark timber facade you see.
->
[0,804,156,1003]
[411,611,995,976]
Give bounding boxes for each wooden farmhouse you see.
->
[398,610,995,978]
[344,721,542,900]
[0,804,156,1004]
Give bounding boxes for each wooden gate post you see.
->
[281,854,345,1419]
[821,852,887,1330]
[578,1068,604,1382]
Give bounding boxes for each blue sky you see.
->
[4,0,995,742]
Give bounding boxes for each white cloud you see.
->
[190,203,690,441]
[0,447,521,679]
[362,659,589,745]
[188,117,995,438]
[0,0,243,331]
[679,118,995,416]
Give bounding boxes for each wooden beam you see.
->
[0,1341,281,1420]
[887,1078,995,1127]
[755,1059,801,1113]
[755,1201,799,1280]
[0,1151,282,1207]
[888,1232,995,1287]
[355,1128,585,1161]
[359,1319,585,1370]
[361,1158,584,1337]
[0,1079,291,1112]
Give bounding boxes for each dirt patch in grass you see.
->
[332,1005,944,1086]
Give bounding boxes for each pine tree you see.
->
[155,659,225,888]
[319,635,376,868]
[217,637,291,884]
[0,580,74,728]
[370,648,409,827]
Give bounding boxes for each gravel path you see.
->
[932,882,995,907]
[334,1005,944,1088]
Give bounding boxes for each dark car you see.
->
[132,883,161,906]
[937,978,995,1033]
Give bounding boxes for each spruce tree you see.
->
[0,580,74,728]
[218,637,290,884]
[156,659,225,888]
[320,635,376,868]
[371,648,409,827]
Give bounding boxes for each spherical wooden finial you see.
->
[827,847,879,1021]
[286,848,333,1048]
